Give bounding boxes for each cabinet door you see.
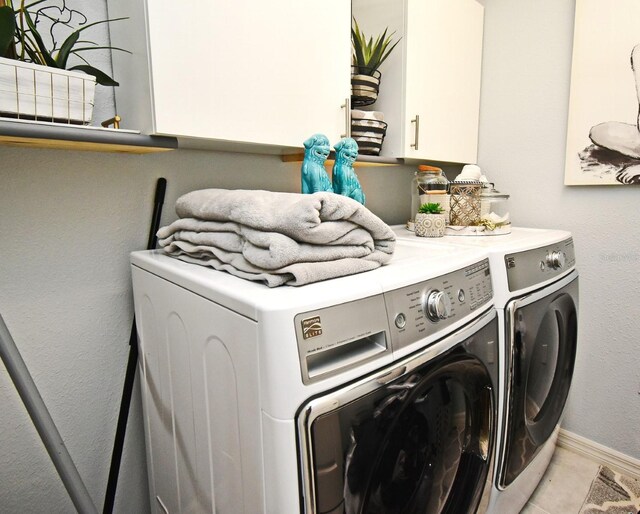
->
[118,0,351,149]
[404,0,431,159]
[405,0,484,162]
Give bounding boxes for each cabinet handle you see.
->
[341,98,351,138]
[411,115,420,150]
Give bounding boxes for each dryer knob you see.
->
[424,290,452,322]
[546,251,566,270]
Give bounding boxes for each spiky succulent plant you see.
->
[351,17,400,76]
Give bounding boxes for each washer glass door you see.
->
[501,274,578,487]
[299,315,498,514]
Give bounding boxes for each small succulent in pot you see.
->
[415,202,446,238]
[418,202,444,215]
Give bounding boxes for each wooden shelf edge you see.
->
[281,151,405,167]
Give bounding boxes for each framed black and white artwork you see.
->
[565,0,640,185]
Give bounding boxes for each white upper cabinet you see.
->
[108,0,351,150]
[352,0,484,163]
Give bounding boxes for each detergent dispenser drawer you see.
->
[294,294,391,384]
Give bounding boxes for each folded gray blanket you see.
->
[157,189,396,287]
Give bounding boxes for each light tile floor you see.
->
[521,446,601,514]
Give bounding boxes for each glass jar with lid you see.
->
[410,165,450,227]
[480,183,510,222]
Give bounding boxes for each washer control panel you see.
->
[384,258,492,351]
[505,237,576,292]
[295,295,391,384]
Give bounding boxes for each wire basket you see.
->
[351,118,387,155]
[449,181,483,226]
[0,57,96,125]
[351,66,381,107]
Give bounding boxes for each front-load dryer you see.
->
[392,226,579,514]
[130,239,499,513]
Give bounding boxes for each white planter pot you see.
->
[0,57,96,124]
[415,212,446,238]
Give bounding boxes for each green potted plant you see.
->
[0,0,128,124]
[351,17,400,106]
[415,202,447,238]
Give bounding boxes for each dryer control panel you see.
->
[383,258,493,352]
[505,237,576,292]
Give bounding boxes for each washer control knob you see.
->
[424,290,452,322]
[546,251,566,270]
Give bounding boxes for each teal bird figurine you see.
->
[332,137,365,204]
[301,134,333,194]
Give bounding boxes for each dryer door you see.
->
[298,311,498,514]
[500,272,578,487]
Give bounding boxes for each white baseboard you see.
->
[558,429,640,480]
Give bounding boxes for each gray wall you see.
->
[2,0,639,513]
[479,0,640,459]
[0,146,418,513]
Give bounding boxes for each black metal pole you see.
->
[103,178,167,514]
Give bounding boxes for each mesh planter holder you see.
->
[351,66,381,107]
[449,181,482,226]
[351,118,387,155]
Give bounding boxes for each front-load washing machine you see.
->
[130,239,499,513]
[392,227,579,514]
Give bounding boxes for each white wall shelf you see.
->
[0,119,178,154]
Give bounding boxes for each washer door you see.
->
[500,273,578,487]
[298,313,498,514]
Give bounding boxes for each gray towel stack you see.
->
[157,188,396,287]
